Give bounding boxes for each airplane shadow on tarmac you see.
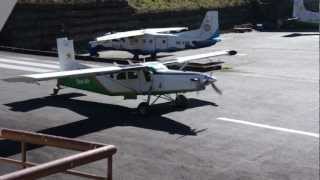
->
[0,93,217,157]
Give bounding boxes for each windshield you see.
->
[145,62,168,72]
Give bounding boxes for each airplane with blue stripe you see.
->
[89,11,221,60]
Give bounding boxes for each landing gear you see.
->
[136,94,189,115]
[51,84,62,96]
[137,102,150,116]
[175,95,189,109]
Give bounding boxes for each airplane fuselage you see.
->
[90,33,220,56]
[58,64,212,98]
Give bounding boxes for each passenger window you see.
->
[110,74,114,79]
[116,72,126,80]
[128,71,138,79]
[149,40,153,43]
[143,39,146,43]
[176,41,181,45]
[162,40,166,44]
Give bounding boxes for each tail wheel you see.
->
[137,102,150,116]
[175,95,189,109]
[51,87,60,96]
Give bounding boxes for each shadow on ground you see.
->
[282,32,320,38]
[1,93,217,157]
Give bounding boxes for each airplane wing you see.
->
[96,27,187,42]
[96,30,145,42]
[4,65,146,83]
[163,50,237,65]
[145,27,188,34]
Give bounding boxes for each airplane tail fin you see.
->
[293,0,306,18]
[0,0,17,32]
[198,11,219,40]
[57,38,87,71]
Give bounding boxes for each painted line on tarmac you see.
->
[0,58,59,69]
[236,53,247,56]
[0,55,102,68]
[217,117,319,138]
[229,72,318,83]
[0,63,53,73]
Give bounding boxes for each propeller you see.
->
[211,82,222,95]
[204,75,223,95]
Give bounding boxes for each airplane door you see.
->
[140,70,153,93]
[155,38,168,51]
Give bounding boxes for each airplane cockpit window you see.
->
[116,72,126,80]
[128,71,138,79]
[143,70,152,82]
[145,62,168,72]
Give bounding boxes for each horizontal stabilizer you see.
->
[4,65,145,83]
[163,50,237,65]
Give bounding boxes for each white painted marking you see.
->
[236,53,247,56]
[0,58,59,69]
[229,72,318,83]
[217,117,319,138]
[0,63,52,73]
[0,55,102,68]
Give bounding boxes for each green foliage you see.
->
[128,0,251,13]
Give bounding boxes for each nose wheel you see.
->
[137,102,150,116]
[51,83,62,96]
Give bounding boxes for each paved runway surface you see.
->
[0,31,318,180]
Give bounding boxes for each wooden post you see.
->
[107,157,112,180]
[21,142,26,169]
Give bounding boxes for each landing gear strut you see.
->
[51,83,62,96]
[136,94,189,115]
[137,102,150,116]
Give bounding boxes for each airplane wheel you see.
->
[175,95,189,109]
[137,102,150,116]
[51,87,60,96]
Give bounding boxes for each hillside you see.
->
[128,0,250,13]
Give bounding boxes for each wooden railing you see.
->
[0,128,117,180]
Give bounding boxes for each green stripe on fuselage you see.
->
[58,77,109,95]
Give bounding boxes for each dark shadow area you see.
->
[1,93,217,157]
[282,32,320,38]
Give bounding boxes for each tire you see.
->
[175,95,189,109]
[137,102,150,116]
[51,87,60,96]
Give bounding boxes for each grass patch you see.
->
[128,0,250,13]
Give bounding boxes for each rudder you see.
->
[199,11,219,40]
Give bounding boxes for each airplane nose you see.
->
[205,75,217,83]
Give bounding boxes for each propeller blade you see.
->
[211,83,222,95]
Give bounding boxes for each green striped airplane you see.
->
[5,38,236,115]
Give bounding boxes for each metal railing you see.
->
[0,128,117,180]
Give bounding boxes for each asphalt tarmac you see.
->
[0,31,318,180]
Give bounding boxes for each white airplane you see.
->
[89,11,221,60]
[5,38,237,115]
[292,0,319,24]
[0,0,17,32]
